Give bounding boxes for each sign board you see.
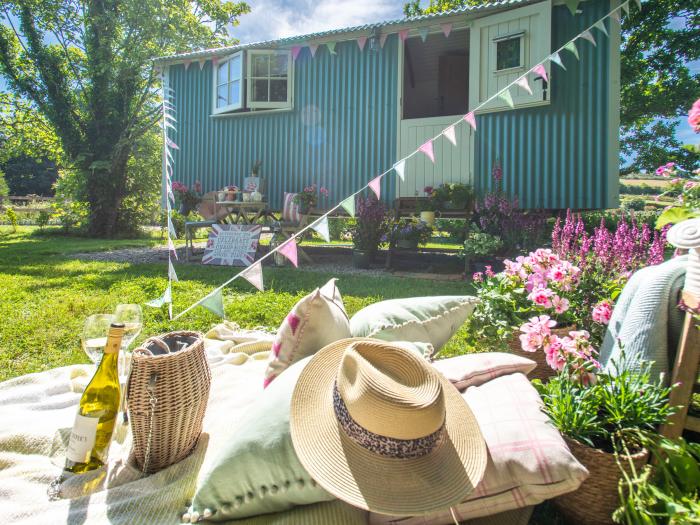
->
[202,224,261,266]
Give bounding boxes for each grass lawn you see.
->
[0,226,475,382]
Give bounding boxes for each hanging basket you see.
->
[554,437,649,525]
[127,331,211,474]
[506,326,574,382]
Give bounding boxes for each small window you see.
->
[247,50,292,110]
[213,52,243,114]
[494,33,524,72]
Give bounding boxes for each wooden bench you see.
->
[393,197,472,220]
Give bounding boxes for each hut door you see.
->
[397,28,474,198]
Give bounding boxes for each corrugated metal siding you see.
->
[474,0,617,209]
[168,38,398,210]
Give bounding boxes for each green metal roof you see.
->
[155,0,538,63]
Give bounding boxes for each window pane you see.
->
[229,80,240,106]
[252,55,269,77]
[270,54,288,77]
[269,79,287,102]
[217,61,229,86]
[496,38,520,70]
[230,54,241,81]
[217,84,228,107]
[251,79,269,102]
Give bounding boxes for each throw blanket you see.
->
[599,255,687,381]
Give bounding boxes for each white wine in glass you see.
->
[114,304,143,351]
[81,314,116,364]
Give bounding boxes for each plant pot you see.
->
[396,239,419,249]
[226,191,236,201]
[420,211,436,227]
[251,191,263,202]
[178,202,194,216]
[352,249,371,269]
[242,192,251,202]
[217,191,226,202]
[554,437,649,525]
[507,325,574,382]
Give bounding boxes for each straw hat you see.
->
[290,338,487,516]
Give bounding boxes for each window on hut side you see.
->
[402,29,469,120]
[213,52,243,114]
[494,33,524,72]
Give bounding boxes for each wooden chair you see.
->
[184,192,227,261]
[660,290,700,438]
[273,192,313,265]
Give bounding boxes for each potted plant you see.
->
[388,218,433,249]
[172,181,202,216]
[460,225,502,273]
[251,159,262,178]
[293,184,329,215]
[417,186,438,226]
[351,196,389,268]
[534,356,675,525]
[433,183,475,211]
[226,185,239,201]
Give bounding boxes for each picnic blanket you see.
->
[598,255,687,381]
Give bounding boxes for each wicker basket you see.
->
[127,331,211,474]
[507,326,574,382]
[554,437,649,525]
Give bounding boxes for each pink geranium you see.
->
[519,315,556,352]
[552,295,570,314]
[528,287,554,308]
[592,300,613,325]
[688,98,700,133]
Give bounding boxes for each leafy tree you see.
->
[0,0,250,237]
[403,0,700,173]
[1,155,57,196]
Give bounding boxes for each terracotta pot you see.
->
[420,211,436,227]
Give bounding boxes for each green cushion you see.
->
[189,356,333,521]
[349,296,479,353]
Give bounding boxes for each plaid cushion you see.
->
[282,192,301,223]
[431,353,537,390]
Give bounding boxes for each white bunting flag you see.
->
[394,159,406,181]
[564,41,579,60]
[368,175,382,199]
[309,44,319,58]
[168,216,177,238]
[164,113,176,122]
[418,28,429,42]
[184,60,191,71]
[443,125,457,146]
[166,137,179,150]
[311,216,331,242]
[611,9,621,23]
[340,196,355,217]
[169,260,178,282]
[580,30,596,46]
[167,185,175,205]
[464,112,477,131]
[168,238,178,260]
[146,284,171,308]
[441,23,452,38]
[550,52,566,70]
[200,289,225,318]
[499,88,515,109]
[594,20,608,37]
[379,33,389,48]
[621,2,630,15]
[241,263,264,292]
[198,58,206,70]
[326,42,337,55]
[516,76,533,95]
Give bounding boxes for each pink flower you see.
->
[484,265,495,278]
[544,336,566,371]
[592,300,613,325]
[528,287,554,308]
[551,295,570,314]
[320,186,330,196]
[472,272,483,283]
[688,98,700,133]
[685,181,696,190]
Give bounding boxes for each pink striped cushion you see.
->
[282,192,301,223]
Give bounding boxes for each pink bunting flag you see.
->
[443,125,457,146]
[184,60,191,71]
[368,175,382,199]
[533,63,548,83]
[309,44,319,57]
[516,76,533,95]
[166,137,179,150]
[398,29,409,42]
[241,262,264,292]
[379,33,389,48]
[418,140,435,163]
[464,112,477,131]
[168,238,178,260]
[357,36,368,52]
[212,57,219,66]
[441,23,452,38]
[291,46,302,60]
[279,239,298,267]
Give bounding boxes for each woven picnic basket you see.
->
[554,437,648,525]
[127,331,211,474]
[507,325,574,382]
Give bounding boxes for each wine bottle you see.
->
[64,322,125,474]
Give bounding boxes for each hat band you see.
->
[333,383,445,459]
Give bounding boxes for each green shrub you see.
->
[328,217,353,241]
[5,208,18,232]
[621,197,646,211]
[37,210,50,229]
[620,183,663,196]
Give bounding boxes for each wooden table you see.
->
[216,201,273,224]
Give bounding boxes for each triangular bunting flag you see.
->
[311,216,330,242]
[198,58,206,70]
[279,239,298,267]
[621,2,630,15]
[516,76,533,95]
[212,57,219,67]
[634,0,642,10]
[418,140,435,163]
[499,88,515,109]
[183,60,191,71]
[166,137,179,150]
[464,112,477,131]
[340,196,355,217]
[309,44,319,57]
[564,0,579,15]
[564,41,579,60]
[368,175,382,199]
[398,29,409,42]
[326,42,337,55]
[379,33,388,48]
[418,28,429,42]
[168,217,177,238]
[394,159,406,181]
[580,30,596,46]
[165,148,174,162]
[292,46,302,60]
[550,52,566,70]
[163,284,172,304]
[168,238,178,260]
[167,185,175,205]
[200,289,225,318]
[357,36,368,52]
[443,125,457,146]
[611,9,621,23]
[146,284,171,308]
[533,63,548,83]
[169,260,178,282]
[441,23,452,38]
[594,20,608,37]
[241,262,264,292]
[164,112,176,122]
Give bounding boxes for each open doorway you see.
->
[402,29,469,119]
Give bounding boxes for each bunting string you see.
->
[170,0,633,321]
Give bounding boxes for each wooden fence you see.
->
[0,195,54,213]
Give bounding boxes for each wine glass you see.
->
[114,304,143,351]
[81,314,116,364]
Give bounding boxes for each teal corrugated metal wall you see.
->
[168,38,398,210]
[474,0,617,209]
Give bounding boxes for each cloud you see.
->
[230,0,405,44]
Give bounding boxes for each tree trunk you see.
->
[86,153,130,238]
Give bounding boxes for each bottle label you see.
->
[66,413,99,463]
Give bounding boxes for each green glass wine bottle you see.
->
[64,322,125,474]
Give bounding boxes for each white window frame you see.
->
[212,52,244,115]
[246,50,294,110]
[493,31,526,74]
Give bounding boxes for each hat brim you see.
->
[290,338,487,516]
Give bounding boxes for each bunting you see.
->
[357,36,368,52]
[198,58,206,70]
[279,239,299,267]
[533,64,548,83]
[394,159,406,181]
[166,137,179,150]
[168,238,178,260]
[183,60,191,71]
[418,140,435,163]
[594,20,608,37]
[441,23,452,38]
[550,52,566,70]
[418,28,429,42]
[309,44,319,58]
[564,0,579,15]
[292,46,302,60]
[398,29,409,42]
[621,2,630,15]
[379,33,389,48]
[499,88,515,109]
[580,30,596,46]
[464,112,477,131]
[516,76,532,95]
[326,42,337,55]
[311,216,331,242]
[368,176,382,199]
[146,284,172,308]
[634,0,642,9]
[169,260,178,282]
[241,262,264,292]
[564,41,579,61]
[168,217,177,238]
[611,9,621,23]
[340,196,355,217]
[443,125,457,146]
[200,290,225,318]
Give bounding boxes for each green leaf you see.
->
[656,207,699,229]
